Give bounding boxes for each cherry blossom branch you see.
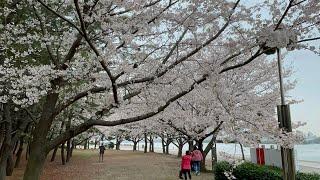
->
[47,74,209,150]
[297,36,320,43]
[35,0,84,36]
[74,0,119,104]
[118,0,240,87]
[54,86,110,117]
[219,47,264,73]
[274,0,295,30]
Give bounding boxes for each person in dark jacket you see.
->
[99,144,106,162]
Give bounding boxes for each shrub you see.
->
[214,161,320,180]
[214,161,233,180]
[297,172,320,180]
[233,162,282,180]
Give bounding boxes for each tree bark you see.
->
[50,146,58,162]
[0,104,12,179]
[23,93,59,180]
[14,139,24,168]
[61,143,66,165]
[144,133,147,153]
[161,137,165,154]
[6,154,14,176]
[66,138,72,162]
[149,135,154,152]
[188,140,194,151]
[133,141,137,151]
[239,142,245,160]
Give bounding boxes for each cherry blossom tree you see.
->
[0,0,319,179]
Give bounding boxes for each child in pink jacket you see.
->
[191,146,203,175]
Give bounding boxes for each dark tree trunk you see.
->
[115,138,121,150]
[23,93,59,180]
[144,133,147,153]
[70,140,75,158]
[26,142,30,160]
[149,135,154,152]
[94,139,98,149]
[61,143,66,165]
[0,104,12,179]
[188,140,194,151]
[239,143,245,160]
[66,116,72,162]
[84,139,88,149]
[14,139,24,168]
[6,154,14,176]
[12,141,19,155]
[50,146,58,162]
[133,141,137,151]
[66,139,72,162]
[165,138,172,154]
[161,137,165,154]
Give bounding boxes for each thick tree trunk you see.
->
[133,141,137,151]
[23,93,59,180]
[14,139,24,168]
[23,145,48,180]
[144,133,147,153]
[61,143,66,165]
[6,154,14,176]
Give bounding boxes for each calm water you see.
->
[121,142,320,163]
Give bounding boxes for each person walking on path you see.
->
[99,144,106,162]
[179,151,192,180]
[191,146,203,175]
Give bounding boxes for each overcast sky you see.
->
[285,50,320,135]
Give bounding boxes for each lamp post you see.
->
[276,48,296,180]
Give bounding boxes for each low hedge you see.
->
[214,161,320,180]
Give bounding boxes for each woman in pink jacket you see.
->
[191,146,203,175]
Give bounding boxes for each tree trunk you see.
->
[178,143,183,157]
[116,141,120,150]
[144,133,147,153]
[66,116,72,162]
[6,154,14,176]
[149,135,154,152]
[239,142,245,160]
[66,139,72,162]
[23,145,48,180]
[188,140,194,151]
[61,143,66,165]
[133,141,137,151]
[94,139,97,149]
[0,104,12,179]
[23,93,59,180]
[161,137,165,154]
[50,146,58,162]
[84,139,88,149]
[14,139,24,168]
